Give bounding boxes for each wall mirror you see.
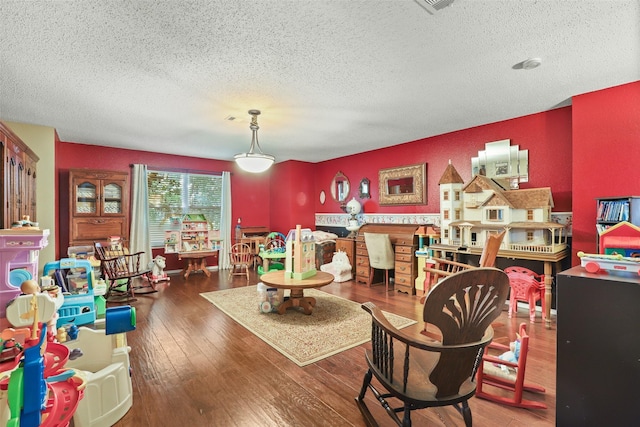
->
[359,177,371,199]
[331,171,350,203]
[471,139,529,187]
[379,163,427,205]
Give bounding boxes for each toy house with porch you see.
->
[438,162,567,254]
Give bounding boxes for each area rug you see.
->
[200,286,417,367]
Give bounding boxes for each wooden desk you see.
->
[355,223,420,295]
[178,250,218,279]
[429,244,569,329]
[260,271,334,315]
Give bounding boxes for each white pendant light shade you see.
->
[234,152,275,173]
[234,109,275,173]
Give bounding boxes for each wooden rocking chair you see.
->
[356,268,510,427]
[421,230,505,302]
[94,241,153,303]
[476,322,547,409]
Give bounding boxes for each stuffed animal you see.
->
[320,250,352,282]
[148,255,169,282]
[497,333,521,373]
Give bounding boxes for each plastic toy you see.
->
[577,251,640,275]
[1,296,86,427]
[43,258,96,328]
[147,255,170,284]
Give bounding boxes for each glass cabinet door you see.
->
[102,182,123,215]
[75,181,97,214]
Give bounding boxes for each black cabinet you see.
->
[556,267,640,426]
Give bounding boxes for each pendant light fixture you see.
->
[234,109,275,173]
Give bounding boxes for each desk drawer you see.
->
[395,278,415,295]
[395,244,414,255]
[356,255,370,268]
[395,252,413,263]
[395,261,414,276]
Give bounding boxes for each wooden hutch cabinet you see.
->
[0,122,39,228]
[355,223,420,295]
[69,169,130,247]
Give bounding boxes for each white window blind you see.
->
[147,170,222,247]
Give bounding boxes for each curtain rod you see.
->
[129,164,228,176]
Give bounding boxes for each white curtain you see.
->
[219,171,232,270]
[129,164,152,268]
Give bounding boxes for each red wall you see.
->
[54,81,640,270]
[571,81,640,262]
[268,160,316,235]
[56,142,271,269]
[314,107,573,215]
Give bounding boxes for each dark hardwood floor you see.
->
[114,268,555,427]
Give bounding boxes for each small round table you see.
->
[260,270,335,315]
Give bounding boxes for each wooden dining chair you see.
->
[356,268,511,427]
[228,243,252,281]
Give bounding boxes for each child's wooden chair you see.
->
[476,322,547,409]
[504,266,546,323]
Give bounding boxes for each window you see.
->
[443,191,449,201]
[527,231,534,241]
[454,191,461,201]
[527,209,534,221]
[443,209,450,220]
[444,229,449,239]
[147,170,222,247]
[486,208,504,221]
[455,209,461,220]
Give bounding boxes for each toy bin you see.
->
[43,258,96,328]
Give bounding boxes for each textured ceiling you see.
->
[1,1,639,164]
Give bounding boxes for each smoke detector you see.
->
[414,0,456,15]
[522,58,542,70]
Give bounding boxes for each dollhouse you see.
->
[438,162,567,254]
[284,225,317,280]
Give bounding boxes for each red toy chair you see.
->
[504,266,546,323]
[476,322,547,409]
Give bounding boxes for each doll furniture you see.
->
[476,322,547,409]
[355,268,510,427]
[504,266,546,323]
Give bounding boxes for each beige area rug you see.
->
[200,286,417,367]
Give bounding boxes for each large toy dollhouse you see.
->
[438,161,567,254]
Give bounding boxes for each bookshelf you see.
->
[595,196,640,251]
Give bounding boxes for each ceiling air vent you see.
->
[414,0,455,15]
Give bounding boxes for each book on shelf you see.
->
[597,200,630,222]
